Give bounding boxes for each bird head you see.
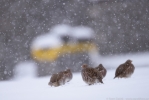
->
[126,59,132,64]
[65,69,71,72]
[63,70,68,75]
[81,64,87,68]
[99,64,103,67]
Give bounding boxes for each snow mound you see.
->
[72,26,94,39]
[31,34,63,50]
[50,24,72,36]
[13,61,37,80]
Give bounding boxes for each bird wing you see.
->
[83,68,96,79]
[50,74,58,83]
[115,64,125,77]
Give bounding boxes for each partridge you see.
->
[95,64,107,79]
[114,59,135,79]
[48,71,66,87]
[81,64,103,85]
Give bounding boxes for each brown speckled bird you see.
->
[64,69,73,83]
[48,71,67,87]
[114,59,135,79]
[95,64,107,79]
[81,64,103,85]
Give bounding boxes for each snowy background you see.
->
[0,0,149,99]
[1,0,149,80]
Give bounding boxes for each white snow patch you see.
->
[50,24,95,39]
[91,52,149,68]
[31,34,63,50]
[13,61,37,80]
[72,26,94,39]
[50,24,72,36]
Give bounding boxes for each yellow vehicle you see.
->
[31,24,99,76]
[32,42,98,62]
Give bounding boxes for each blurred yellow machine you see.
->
[31,24,100,76]
[31,25,98,62]
[32,42,98,62]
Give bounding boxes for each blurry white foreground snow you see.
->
[1,67,149,100]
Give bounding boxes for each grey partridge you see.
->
[95,64,107,79]
[81,64,103,85]
[114,59,135,79]
[48,71,66,87]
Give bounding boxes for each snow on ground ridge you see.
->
[0,67,149,100]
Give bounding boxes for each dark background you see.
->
[0,0,149,80]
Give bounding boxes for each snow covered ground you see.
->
[1,52,149,100]
[1,67,149,100]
